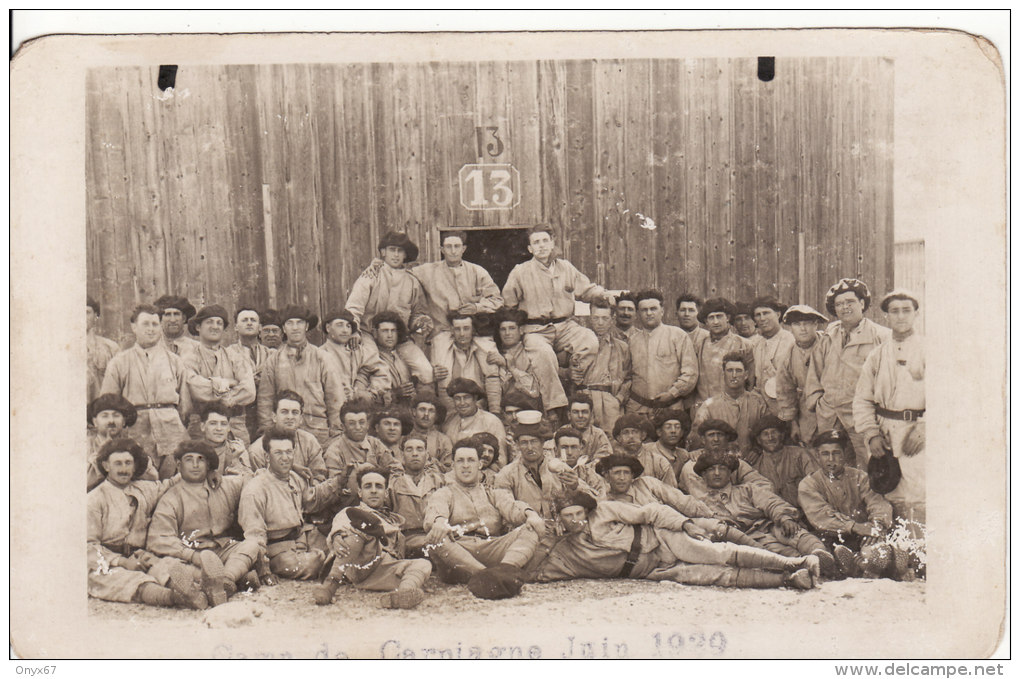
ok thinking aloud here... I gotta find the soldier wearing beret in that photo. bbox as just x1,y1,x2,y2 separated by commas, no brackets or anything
257,305,346,446
775,304,828,446
408,391,454,472
88,393,158,490
612,413,678,488
442,378,508,469
732,302,759,341
147,439,262,606
154,294,200,356
695,298,756,404
528,492,817,590
690,450,838,577
597,453,714,523
690,352,769,455
373,406,414,457
639,409,694,483
853,290,926,529
87,436,208,610
101,304,193,479
181,304,256,445
750,296,795,415
748,415,819,511
315,467,432,609
805,278,892,468
678,419,774,497
87,296,122,404
258,308,284,350
346,230,435,389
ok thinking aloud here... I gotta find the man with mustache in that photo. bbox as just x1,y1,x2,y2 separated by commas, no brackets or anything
154,295,200,356
87,393,157,491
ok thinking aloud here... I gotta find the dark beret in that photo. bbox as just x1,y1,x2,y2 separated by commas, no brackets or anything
377,230,419,263
751,296,788,316
698,298,735,324
595,453,645,478
467,564,525,600
697,418,738,441
612,413,656,441
154,295,197,320
502,390,542,411
322,309,359,333
95,437,150,480
750,415,789,442
693,450,740,477
89,393,138,427
653,408,690,432
558,490,597,514
510,420,547,441
867,454,902,495
344,507,387,540
187,304,231,334
260,308,282,328
811,428,849,448
172,439,220,473
824,278,872,316
372,408,413,436
732,301,754,318
446,377,485,399
278,305,319,331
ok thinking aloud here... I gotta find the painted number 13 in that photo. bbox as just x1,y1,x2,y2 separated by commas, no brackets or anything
475,126,504,158
465,168,513,207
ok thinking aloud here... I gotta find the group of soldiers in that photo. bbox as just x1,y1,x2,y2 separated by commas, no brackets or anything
86,227,926,612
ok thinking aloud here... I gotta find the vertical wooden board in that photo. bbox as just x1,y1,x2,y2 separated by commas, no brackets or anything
803,58,832,310
774,58,801,305
731,59,757,303
682,59,709,298
537,61,570,261
370,63,395,238
474,61,509,229
620,59,656,291
439,62,479,232
593,59,628,289
339,63,379,298
391,63,427,239
507,61,542,229
705,59,736,300
873,58,895,300
754,58,779,300
132,67,170,309
563,60,597,281
310,65,344,313
420,62,451,259
651,59,688,303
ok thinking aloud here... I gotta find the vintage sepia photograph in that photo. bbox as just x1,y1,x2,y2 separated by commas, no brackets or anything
10,20,1007,662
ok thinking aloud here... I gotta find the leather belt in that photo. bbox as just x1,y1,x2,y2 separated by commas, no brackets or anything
101,542,136,557
875,407,925,422
618,525,643,578
585,385,615,394
629,392,682,408
267,527,302,545
135,403,177,411
526,316,570,325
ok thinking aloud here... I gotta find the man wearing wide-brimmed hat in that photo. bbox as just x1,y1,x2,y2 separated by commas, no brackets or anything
853,289,926,529
147,439,261,606
346,230,435,386
154,294,200,356
775,304,828,446
806,278,892,469
87,436,208,610
180,304,256,445
257,305,346,446
749,296,795,415
87,393,158,490
695,297,756,404
101,304,193,479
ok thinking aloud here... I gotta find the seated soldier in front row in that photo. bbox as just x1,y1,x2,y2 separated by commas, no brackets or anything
314,467,432,609
423,439,546,590
88,394,158,491
324,398,403,499
147,439,262,607
690,450,838,578
388,433,448,557
526,492,817,591
238,427,346,583
244,389,328,483
798,429,920,580
87,437,207,610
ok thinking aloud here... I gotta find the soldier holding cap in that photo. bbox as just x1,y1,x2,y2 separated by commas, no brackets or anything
775,304,828,445
853,290,926,527
806,278,892,468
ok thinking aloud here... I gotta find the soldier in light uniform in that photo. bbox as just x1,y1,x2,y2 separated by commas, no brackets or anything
775,305,828,446
87,296,122,404
750,296,795,415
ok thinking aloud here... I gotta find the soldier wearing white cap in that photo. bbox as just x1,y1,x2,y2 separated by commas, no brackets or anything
805,279,892,468
853,290,925,528
775,304,828,445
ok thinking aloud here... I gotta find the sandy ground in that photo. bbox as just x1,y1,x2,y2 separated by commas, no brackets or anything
86,575,927,659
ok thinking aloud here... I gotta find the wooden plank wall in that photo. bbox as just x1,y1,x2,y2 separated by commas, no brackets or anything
86,58,895,342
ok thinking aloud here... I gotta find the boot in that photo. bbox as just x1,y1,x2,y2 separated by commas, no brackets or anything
223,578,238,597
833,545,863,578
812,548,839,578
167,563,208,610
731,545,803,572
783,568,815,590
239,570,261,592
380,587,425,609
195,550,227,607
731,569,786,589
136,582,176,607
860,543,893,577
313,577,341,606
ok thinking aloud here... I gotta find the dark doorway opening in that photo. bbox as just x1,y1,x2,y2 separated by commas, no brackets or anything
437,226,532,290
